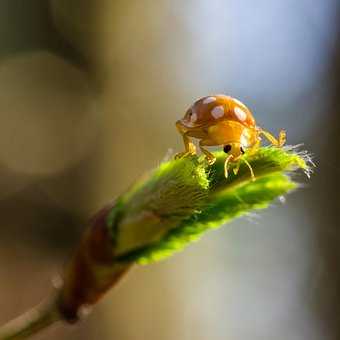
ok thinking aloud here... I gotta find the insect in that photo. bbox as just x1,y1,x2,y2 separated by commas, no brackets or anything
175,94,286,180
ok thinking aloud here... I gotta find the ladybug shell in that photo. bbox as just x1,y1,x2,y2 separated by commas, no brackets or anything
180,95,256,129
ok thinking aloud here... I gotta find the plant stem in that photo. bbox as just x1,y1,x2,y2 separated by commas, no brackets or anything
0,298,61,340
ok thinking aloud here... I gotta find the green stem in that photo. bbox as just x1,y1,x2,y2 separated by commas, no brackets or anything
0,298,61,340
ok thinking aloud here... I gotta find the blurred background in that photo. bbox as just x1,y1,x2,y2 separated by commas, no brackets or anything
0,0,338,339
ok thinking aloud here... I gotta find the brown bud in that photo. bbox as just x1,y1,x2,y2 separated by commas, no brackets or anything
57,203,131,321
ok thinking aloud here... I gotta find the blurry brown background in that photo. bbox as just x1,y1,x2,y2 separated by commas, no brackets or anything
0,1,339,339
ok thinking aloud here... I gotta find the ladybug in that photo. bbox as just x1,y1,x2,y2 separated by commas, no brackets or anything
175,94,286,180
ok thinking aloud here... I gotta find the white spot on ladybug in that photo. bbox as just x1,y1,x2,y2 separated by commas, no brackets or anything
234,107,247,121
211,105,224,119
240,134,249,147
190,112,198,123
203,96,216,104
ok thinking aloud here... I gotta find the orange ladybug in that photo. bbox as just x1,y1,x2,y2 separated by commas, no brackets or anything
175,94,286,180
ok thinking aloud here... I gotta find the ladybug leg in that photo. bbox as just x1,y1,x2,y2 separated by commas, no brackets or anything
174,134,196,159
175,122,196,159
199,139,216,165
182,134,196,154
278,130,286,146
259,129,286,147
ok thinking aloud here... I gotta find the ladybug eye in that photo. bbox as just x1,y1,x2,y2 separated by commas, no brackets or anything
223,145,232,153
240,147,245,154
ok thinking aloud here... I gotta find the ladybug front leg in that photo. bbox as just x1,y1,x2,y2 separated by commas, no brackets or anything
175,122,196,159
259,128,286,147
199,139,216,165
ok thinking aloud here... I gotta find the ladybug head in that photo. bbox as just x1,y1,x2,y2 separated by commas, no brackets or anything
223,143,245,162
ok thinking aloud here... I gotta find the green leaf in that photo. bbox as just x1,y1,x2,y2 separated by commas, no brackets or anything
109,146,311,265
